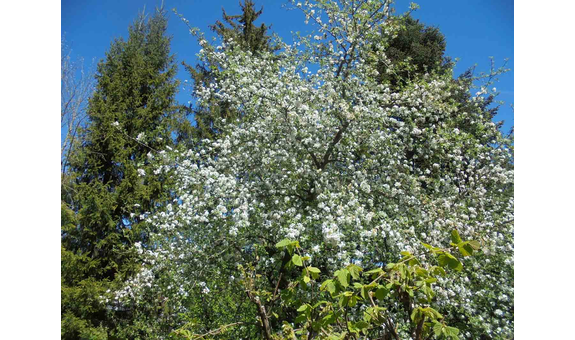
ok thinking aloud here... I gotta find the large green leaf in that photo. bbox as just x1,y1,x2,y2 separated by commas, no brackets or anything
276,239,292,248
458,242,474,257
437,253,462,272
292,254,303,267
468,240,481,250
336,269,350,287
451,230,462,244
375,286,389,300
297,304,310,312
307,266,321,274
347,264,363,280
365,267,383,276
433,322,443,337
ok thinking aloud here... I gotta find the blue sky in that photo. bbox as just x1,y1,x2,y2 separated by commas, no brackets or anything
62,0,513,133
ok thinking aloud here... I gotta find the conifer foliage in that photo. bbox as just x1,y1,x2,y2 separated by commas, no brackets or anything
210,0,278,54
376,15,450,89
61,7,189,338
184,0,277,140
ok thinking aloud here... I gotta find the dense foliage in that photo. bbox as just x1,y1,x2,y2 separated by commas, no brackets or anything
107,1,514,339
376,15,450,89
62,1,513,339
182,0,278,141
61,8,191,339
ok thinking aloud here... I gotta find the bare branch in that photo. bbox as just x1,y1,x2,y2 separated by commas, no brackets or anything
61,36,95,174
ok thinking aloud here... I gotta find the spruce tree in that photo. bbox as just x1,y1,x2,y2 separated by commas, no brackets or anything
61,7,188,338
375,15,451,89
209,0,278,54
184,0,277,140
370,15,507,192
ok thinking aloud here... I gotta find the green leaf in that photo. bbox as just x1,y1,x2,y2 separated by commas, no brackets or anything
307,267,320,279
303,275,311,283
363,311,372,322
297,304,310,312
422,285,434,300
321,279,337,294
292,254,303,267
458,242,474,257
347,264,363,280
437,252,462,271
408,257,420,266
307,266,321,274
432,266,447,277
336,269,350,287
295,314,307,324
322,313,336,325
276,239,292,248
415,267,428,277
421,242,437,251
375,287,389,300
448,257,463,271
468,240,481,250
397,263,407,278
365,267,383,275
348,295,358,307
437,254,449,266
445,326,460,339
423,307,443,320
451,230,462,244
411,307,422,322
339,295,349,308
433,322,443,337
327,281,336,294
311,321,322,332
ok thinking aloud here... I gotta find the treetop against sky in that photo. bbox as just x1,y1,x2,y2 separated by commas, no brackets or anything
62,0,513,133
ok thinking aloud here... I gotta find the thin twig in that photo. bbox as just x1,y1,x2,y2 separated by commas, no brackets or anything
191,321,243,339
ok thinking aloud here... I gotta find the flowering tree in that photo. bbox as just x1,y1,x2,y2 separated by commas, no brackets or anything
182,0,278,142
113,1,513,338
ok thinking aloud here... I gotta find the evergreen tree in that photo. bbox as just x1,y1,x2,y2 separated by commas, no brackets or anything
369,15,508,193
375,15,451,89
184,0,277,140
61,7,188,338
210,0,278,54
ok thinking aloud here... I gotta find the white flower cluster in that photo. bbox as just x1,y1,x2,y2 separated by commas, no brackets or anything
116,1,513,337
